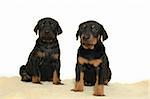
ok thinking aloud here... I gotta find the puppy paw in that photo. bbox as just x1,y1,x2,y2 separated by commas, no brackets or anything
104,80,108,86
53,81,64,85
71,88,83,92
32,76,41,84
93,93,105,96
32,81,42,84
93,85,105,96
71,81,84,92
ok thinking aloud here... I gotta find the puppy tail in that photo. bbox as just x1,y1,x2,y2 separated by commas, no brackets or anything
19,65,31,82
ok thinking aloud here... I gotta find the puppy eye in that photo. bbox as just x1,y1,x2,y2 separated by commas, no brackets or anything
80,24,87,31
91,25,95,28
92,27,99,33
51,23,57,28
83,24,87,28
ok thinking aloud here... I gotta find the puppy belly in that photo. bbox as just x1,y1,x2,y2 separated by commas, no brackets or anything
40,66,53,81
84,65,96,86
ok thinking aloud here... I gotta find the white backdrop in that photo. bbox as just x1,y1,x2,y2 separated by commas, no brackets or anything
0,0,149,83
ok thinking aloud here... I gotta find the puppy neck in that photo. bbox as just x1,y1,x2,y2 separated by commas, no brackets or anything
37,38,57,44
35,38,59,53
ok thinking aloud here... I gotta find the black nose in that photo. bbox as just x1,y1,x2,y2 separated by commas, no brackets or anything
83,34,90,40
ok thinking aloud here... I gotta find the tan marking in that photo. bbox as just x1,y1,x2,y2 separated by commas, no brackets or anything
91,36,98,45
52,53,59,59
72,72,84,92
78,56,88,65
83,44,95,50
53,70,60,85
35,51,46,58
78,56,102,67
93,75,104,96
89,59,102,67
80,34,98,49
32,76,41,83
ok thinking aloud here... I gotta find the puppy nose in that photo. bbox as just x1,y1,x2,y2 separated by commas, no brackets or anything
83,34,90,40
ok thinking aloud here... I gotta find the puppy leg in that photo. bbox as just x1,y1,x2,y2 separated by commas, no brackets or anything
84,65,96,86
102,55,111,85
32,76,41,84
103,67,111,85
53,70,62,85
52,60,62,85
93,67,105,96
104,67,111,85
29,57,41,84
32,65,41,84
72,64,84,92
19,65,31,82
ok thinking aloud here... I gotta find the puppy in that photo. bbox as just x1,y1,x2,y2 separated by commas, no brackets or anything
72,21,111,96
19,17,63,84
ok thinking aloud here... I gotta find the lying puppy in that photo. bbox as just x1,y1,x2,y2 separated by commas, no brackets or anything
72,21,112,96
19,17,63,84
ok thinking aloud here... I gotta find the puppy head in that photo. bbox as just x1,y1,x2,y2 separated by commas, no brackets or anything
34,17,62,42
76,21,108,49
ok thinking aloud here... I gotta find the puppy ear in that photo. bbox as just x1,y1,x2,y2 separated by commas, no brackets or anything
100,26,108,41
76,30,80,40
76,23,82,40
34,24,39,35
56,24,62,35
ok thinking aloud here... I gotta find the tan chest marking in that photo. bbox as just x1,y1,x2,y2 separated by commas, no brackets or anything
78,56,102,67
33,51,46,58
51,53,59,59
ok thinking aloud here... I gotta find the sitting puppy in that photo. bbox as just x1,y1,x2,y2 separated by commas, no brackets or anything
19,17,63,84
72,21,111,96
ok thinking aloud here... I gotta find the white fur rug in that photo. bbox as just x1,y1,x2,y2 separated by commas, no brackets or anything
0,77,149,99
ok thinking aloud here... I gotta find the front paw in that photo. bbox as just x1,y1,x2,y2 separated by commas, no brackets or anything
71,81,84,92
53,71,63,85
93,93,105,96
93,85,105,96
53,81,64,85
32,76,41,84
71,88,83,92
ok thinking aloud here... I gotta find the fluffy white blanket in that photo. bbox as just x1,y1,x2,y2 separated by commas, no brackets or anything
0,77,149,99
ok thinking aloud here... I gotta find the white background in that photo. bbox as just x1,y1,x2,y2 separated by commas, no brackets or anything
0,0,149,83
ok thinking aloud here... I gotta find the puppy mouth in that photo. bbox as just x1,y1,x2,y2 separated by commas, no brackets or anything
81,37,98,49
82,42,94,46
81,39,96,46
40,36,56,43
81,42,95,49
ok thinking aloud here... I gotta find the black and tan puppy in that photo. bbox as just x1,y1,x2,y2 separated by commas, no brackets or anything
72,21,111,96
19,17,63,84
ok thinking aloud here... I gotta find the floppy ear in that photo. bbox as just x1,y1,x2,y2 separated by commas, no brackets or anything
76,29,80,40
100,26,108,41
56,24,62,35
76,23,83,40
34,24,39,35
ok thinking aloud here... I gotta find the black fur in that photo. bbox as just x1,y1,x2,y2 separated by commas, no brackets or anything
19,17,62,83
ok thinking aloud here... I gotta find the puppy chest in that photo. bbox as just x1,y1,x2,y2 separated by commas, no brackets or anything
34,50,59,64
42,52,59,60
79,50,102,60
